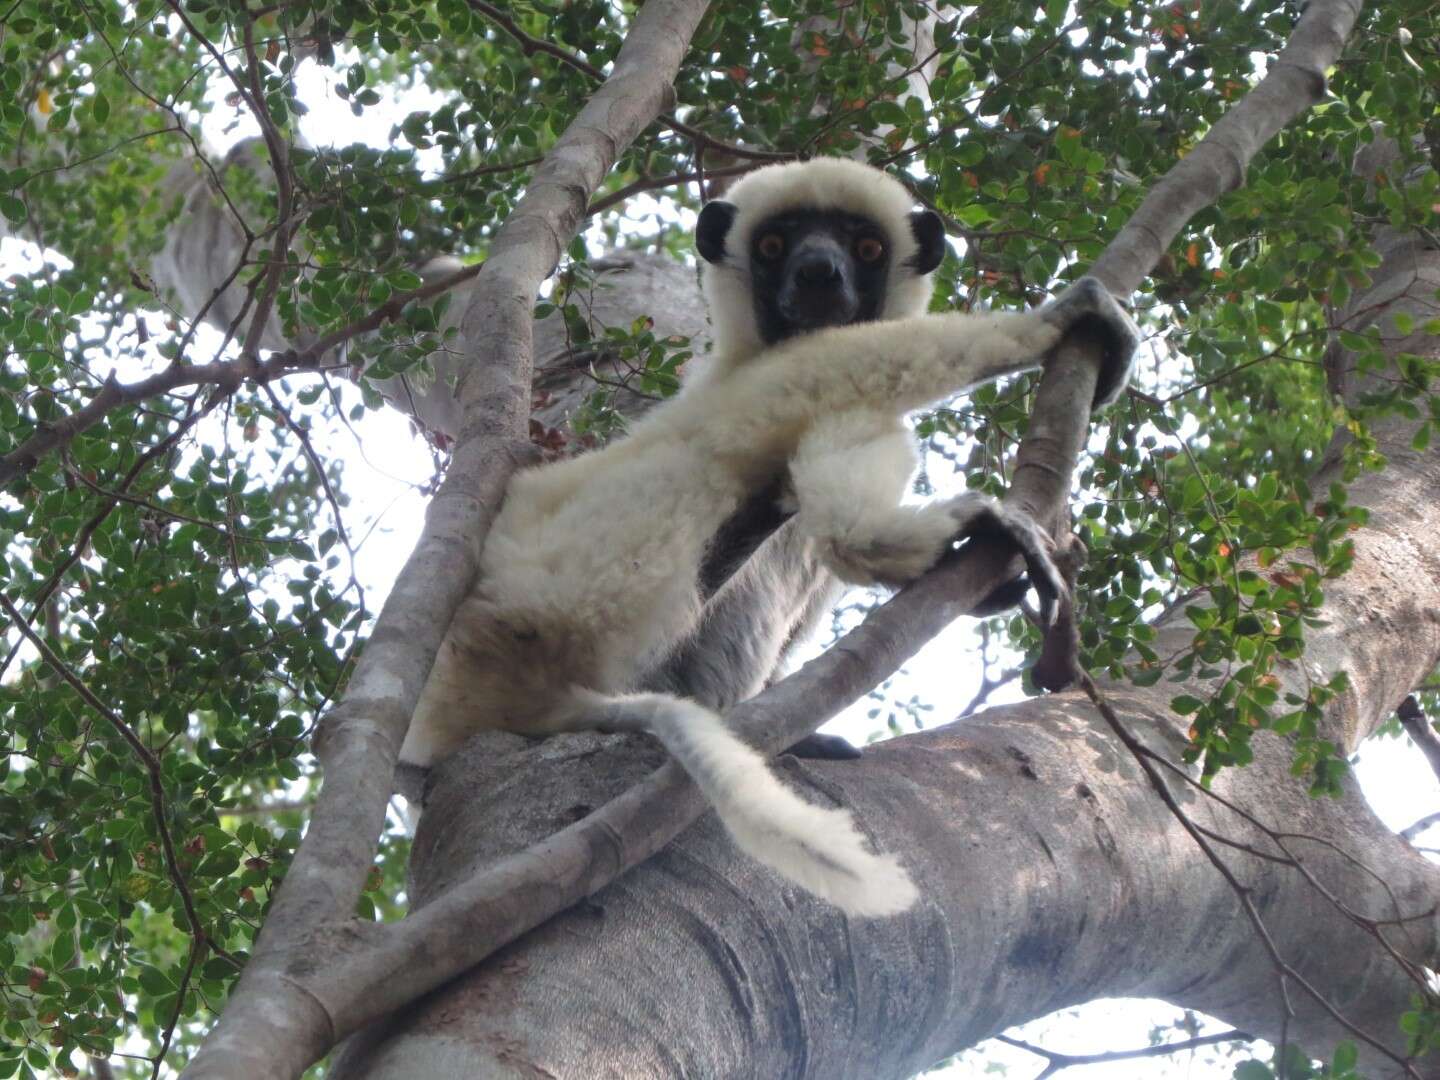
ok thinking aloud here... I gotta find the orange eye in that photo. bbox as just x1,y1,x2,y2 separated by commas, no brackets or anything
856,236,885,262
756,233,785,259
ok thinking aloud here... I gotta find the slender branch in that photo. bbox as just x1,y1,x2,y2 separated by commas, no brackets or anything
61,458,294,545
430,154,544,188
0,261,482,487
995,1029,1253,1080
219,798,313,817
0,399,215,683
1078,672,1422,1077
234,19,298,370
152,940,203,1080
586,163,758,216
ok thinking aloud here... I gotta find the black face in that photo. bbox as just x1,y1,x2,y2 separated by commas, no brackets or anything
696,201,946,346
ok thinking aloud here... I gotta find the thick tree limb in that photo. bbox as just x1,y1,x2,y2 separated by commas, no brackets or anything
336,639,1437,1078
179,2,714,1076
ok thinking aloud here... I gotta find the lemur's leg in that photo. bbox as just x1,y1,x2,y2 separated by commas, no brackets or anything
789,411,1065,625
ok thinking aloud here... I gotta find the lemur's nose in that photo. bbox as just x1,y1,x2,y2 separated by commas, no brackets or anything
794,250,842,286
788,232,848,287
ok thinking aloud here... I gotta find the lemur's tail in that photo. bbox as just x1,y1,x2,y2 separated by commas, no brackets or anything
566,689,918,918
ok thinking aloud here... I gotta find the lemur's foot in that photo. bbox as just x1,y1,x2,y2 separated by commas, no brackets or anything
945,494,1065,627
1038,277,1141,409
786,732,863,760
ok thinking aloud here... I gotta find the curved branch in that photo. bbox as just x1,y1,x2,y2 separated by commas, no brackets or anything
0,262,482,487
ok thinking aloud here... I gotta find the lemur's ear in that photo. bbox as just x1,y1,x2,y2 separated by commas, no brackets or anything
906,209,946,275
696,201,739,264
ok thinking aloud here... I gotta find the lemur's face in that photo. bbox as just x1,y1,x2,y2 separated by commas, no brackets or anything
696,199,947,346
745,210,893,342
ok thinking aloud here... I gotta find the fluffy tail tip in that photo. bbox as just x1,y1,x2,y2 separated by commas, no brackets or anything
725,801,920,919
832,852,919,918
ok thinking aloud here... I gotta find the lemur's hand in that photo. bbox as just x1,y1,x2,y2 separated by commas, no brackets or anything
946,494,1065,628
1038,277,1140,409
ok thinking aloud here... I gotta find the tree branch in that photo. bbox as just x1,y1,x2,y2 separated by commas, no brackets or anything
1080,674,1425,1077
995,1029,1253,1080
0,261,481,487
0,593,229,980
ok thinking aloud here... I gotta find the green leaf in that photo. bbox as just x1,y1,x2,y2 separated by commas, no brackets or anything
1331,1042,1357,1071
1233,1061,1273,1080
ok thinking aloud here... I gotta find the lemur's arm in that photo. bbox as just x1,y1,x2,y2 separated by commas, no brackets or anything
747,278,1138,423
784,279,1138,623
788,410,1067,625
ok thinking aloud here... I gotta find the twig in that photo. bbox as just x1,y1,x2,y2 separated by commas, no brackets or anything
0,399,215,682
152,939,202,1080
957,628,1023,718
995,1028,1252,1080
259,382,368,625
61,457,294,545
0,262,482,486
219,798,313,817
587,163,758,216
233,19,298,370
1077,672,1422,1077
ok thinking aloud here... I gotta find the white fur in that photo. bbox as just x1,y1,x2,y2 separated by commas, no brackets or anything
562,690,917,917
405,160,1113,917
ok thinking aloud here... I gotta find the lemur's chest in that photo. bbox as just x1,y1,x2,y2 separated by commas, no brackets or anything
697,473,795,598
